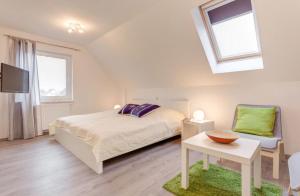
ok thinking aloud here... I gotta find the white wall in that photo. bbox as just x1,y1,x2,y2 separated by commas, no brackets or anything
0,26,121,138
128,82,300,155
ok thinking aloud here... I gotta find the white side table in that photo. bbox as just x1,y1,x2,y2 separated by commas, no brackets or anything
182,119,214,140
181,132,261,196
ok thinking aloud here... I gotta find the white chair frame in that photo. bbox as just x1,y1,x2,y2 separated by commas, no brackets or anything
232,104,284,179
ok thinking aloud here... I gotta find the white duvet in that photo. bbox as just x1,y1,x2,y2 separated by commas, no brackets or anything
49,107,184,161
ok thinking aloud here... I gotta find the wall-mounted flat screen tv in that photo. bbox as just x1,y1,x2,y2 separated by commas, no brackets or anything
0,63,29,93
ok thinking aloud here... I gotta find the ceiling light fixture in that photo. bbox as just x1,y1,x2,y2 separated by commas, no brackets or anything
67,22,85,34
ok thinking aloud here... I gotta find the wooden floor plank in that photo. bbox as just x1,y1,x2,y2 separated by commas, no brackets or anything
0,135,289,196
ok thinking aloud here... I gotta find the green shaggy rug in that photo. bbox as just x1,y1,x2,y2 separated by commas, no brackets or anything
163,161,282,196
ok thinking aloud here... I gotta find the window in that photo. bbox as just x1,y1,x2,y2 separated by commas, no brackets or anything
37,51,73,102
211,12,259,59
192,0,263,73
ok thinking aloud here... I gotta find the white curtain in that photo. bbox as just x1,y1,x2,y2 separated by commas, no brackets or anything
0,93,9,139
6,37,40,140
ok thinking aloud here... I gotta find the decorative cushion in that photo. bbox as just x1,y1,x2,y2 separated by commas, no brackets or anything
130,104,160,117
234,106,276,137
118,104,139,115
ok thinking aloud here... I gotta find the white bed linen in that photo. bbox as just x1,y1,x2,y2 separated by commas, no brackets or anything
50,108,184,161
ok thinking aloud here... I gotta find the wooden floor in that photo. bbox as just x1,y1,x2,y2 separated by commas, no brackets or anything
0,135,290,196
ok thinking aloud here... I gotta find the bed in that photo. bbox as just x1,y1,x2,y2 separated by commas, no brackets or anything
50,98,189,174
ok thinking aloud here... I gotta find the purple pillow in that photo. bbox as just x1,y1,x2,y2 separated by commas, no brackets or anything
130,104,160,117
118,104,139,115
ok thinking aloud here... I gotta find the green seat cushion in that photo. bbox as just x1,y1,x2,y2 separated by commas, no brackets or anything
234,106,276,137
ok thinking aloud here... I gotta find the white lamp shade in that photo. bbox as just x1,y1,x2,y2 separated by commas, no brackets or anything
114,104,121,110
191,110,205,122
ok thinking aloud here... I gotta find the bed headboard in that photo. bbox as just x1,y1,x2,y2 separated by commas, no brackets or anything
130,97,190,118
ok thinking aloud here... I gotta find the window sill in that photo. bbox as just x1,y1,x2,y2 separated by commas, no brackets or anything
212,56,264,74
40,100,74,104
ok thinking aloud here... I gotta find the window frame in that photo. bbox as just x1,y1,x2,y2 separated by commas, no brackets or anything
200,0,262,63
36,51,73,103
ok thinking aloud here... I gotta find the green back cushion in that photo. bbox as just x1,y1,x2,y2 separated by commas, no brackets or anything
234,106,276,137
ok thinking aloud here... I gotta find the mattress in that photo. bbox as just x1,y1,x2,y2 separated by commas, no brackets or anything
50,107,185,161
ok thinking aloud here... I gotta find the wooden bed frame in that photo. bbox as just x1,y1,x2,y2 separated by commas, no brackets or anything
54,98,189,174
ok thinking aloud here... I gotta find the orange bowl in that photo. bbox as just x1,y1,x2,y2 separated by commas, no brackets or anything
206,130,239,144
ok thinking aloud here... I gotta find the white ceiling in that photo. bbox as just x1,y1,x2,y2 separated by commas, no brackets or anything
1,0,300,89
0,0,160,45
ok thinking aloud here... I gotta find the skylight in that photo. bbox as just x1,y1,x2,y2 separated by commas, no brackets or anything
192,0,264,73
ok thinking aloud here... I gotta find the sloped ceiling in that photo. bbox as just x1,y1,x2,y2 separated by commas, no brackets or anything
0,0,300,88
0,0,160,44
88,0,300,88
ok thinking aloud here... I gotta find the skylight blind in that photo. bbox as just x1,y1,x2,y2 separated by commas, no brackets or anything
207,0,252,24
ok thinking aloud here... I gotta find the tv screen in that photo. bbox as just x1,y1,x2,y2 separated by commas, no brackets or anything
0,63,29,93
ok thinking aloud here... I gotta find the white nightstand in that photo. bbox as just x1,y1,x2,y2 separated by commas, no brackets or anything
182,118,215,140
